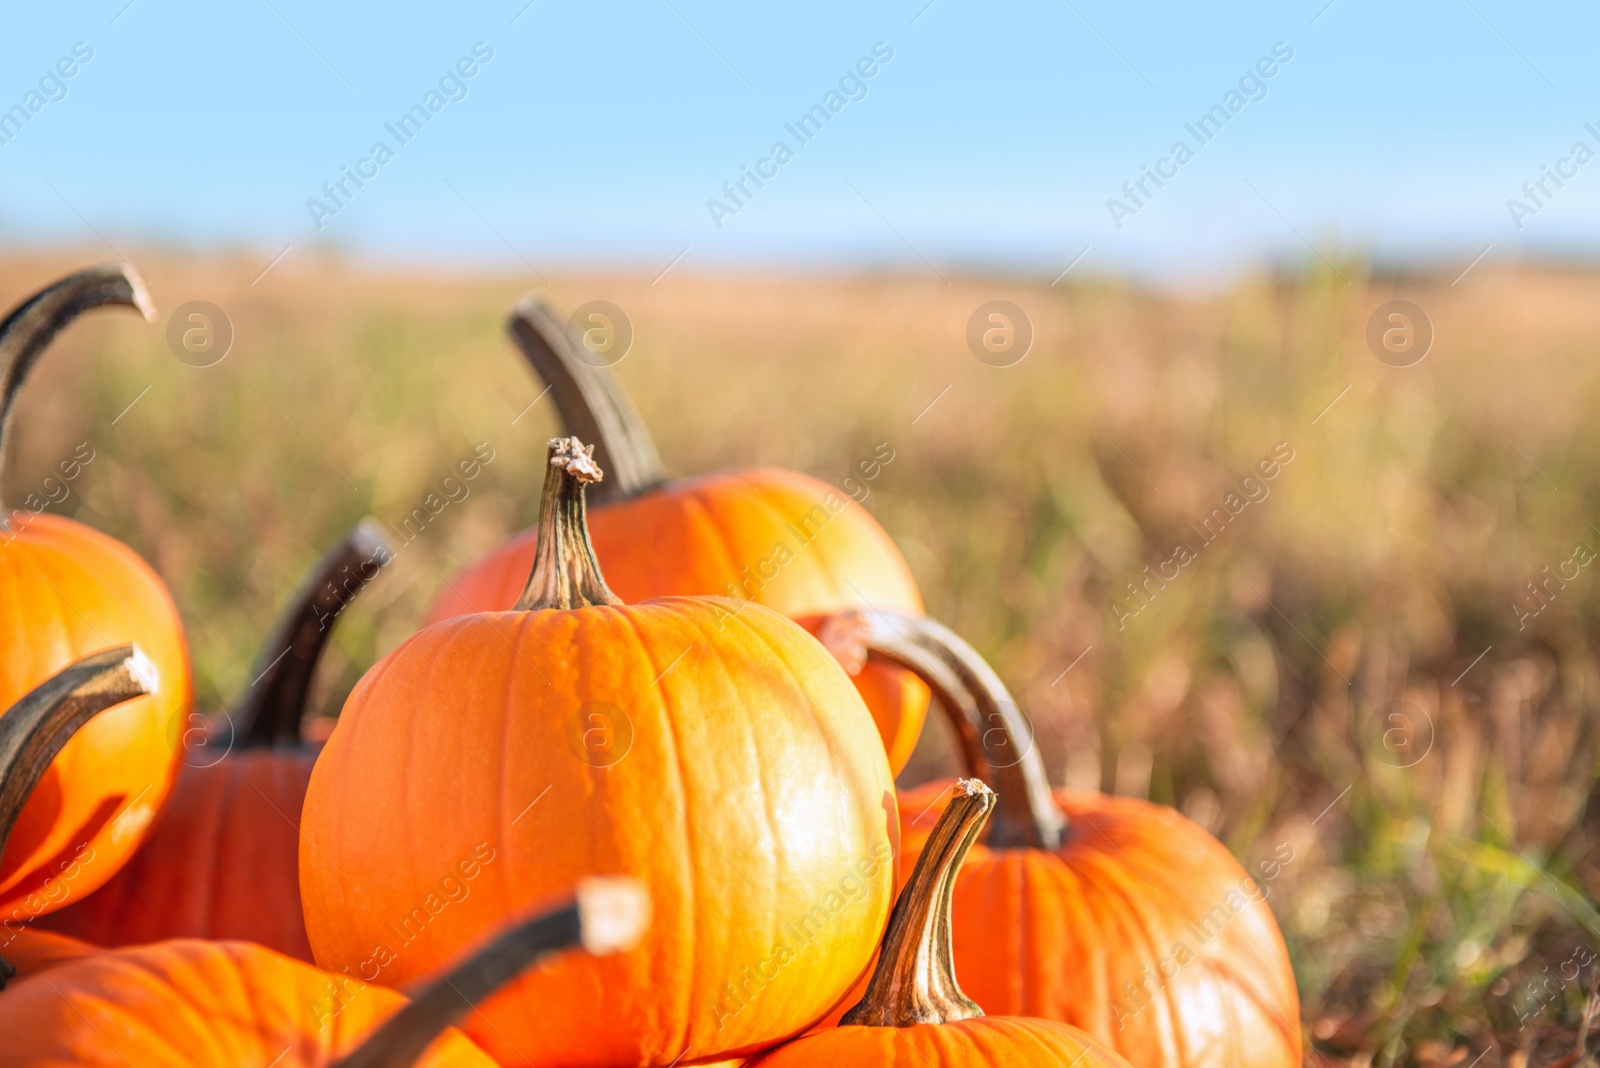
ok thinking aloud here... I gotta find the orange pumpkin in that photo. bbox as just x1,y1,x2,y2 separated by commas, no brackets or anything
0,645,154,987
748,780,1137,1068
39,521,391,959
826,610,1303,1068
302,437,899,1068
424,296,928,772
0,265,190,919
0,876,647,1068
0,922,95,982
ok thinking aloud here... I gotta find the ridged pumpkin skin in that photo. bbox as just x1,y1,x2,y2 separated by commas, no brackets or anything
0,923,97,981
37,748,316,958
0,514,189,919
750,1016,1135,1068
0,938,495,1067
425,467,929,772
897,781,1302,1068
301,597,900,1068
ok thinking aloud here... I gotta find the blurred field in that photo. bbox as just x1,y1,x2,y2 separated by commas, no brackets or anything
5,248,1600,1065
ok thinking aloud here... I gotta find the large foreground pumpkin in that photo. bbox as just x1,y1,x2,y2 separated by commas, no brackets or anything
0,265,190,918
424,296,928,772
302,437,899,1068
749,780,1138,1068
0,876,647,1068
825,610,1303,1068
39,521,391,958
0,645,153,987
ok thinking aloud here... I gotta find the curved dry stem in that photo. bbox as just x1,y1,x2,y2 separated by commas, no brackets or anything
0,646,157,861
514,437,623,611
0,264,154,523
233,519,392,748
841,779,992,1028
333,877,648,1068
844,610,1065,850
508,295,666,503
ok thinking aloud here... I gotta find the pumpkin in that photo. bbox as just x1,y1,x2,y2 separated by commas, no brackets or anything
38,521,391,958
0,645,155,987
825,609,1303,1068
747,779,1138,1068
0,922,96,983
0,264,191,918
301,436,899,1068
0,875,647,1068
423,296,929,772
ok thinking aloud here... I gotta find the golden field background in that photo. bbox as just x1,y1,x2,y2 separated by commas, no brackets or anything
4,250,1600,1064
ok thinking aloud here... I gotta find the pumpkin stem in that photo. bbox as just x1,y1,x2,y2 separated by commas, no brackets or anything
0,264,155,526
513,436,624,611
232,519,392,748
830,610,1065,850
0,646,157,864
333,877,649,1068
508,296,667,504
841,779,992,1027
0,648,154,988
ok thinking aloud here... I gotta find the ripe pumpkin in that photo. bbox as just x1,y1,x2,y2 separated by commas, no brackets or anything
748,780,1138,1068
38,521,391,959
829,610,1303,1068
0,875,647,1068
0,264,191,918
424,296,928,772
0,645,155,987
302,437,899,1068
0,922,95,984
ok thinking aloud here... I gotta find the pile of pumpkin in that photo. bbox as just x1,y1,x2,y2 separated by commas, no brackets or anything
0,265,1302,1067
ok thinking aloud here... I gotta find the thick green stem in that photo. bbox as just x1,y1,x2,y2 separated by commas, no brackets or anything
233,519,392,748
333,877,648,1068
0,264,154,524
508,296,666,504
841,779,992,1027
821,610,1065,850
514,437,623,611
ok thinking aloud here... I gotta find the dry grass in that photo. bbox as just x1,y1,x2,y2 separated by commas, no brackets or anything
5,248,1600,1065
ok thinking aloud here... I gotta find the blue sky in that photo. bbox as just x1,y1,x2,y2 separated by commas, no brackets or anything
0,0,1595,281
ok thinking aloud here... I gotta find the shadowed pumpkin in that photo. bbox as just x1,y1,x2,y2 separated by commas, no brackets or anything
0,876,647,1068
423,296,928,772
302,437,899,1068
747,780,1139,1068
822,609,1303,1068
39,521,391,959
